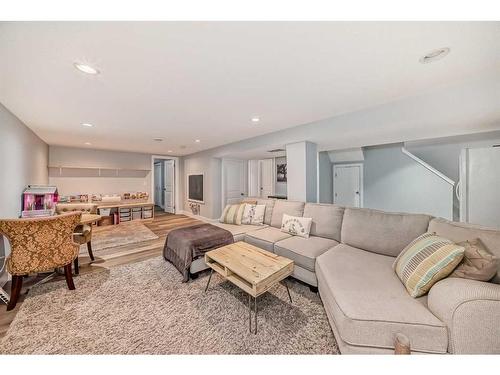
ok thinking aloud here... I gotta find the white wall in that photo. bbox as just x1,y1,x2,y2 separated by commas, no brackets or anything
363,144,454,219
0,103,48,285
48,146,152,197
182,155,222,219
286,141,317,202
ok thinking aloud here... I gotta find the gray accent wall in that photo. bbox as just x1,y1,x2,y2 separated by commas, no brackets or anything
0,103,49,285
406,130,500,220
363,144,454,219
318,151,333,203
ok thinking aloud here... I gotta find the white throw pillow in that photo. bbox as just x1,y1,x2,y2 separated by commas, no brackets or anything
241,204,266,225
250,204,266,225
281,214,313,238
241,204,254,225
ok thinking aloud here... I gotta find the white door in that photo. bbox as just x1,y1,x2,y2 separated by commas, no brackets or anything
248,160,260,197
223,159,247,206
154,163,163,208
259,159,274,198
333,164,363,207
164,160,175,213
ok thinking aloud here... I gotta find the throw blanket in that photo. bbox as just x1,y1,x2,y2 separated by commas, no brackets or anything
163,223,234,282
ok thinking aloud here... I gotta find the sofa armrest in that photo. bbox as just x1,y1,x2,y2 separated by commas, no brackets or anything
428,277,500,354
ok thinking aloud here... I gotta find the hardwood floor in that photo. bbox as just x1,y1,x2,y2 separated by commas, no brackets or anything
0,212,202,339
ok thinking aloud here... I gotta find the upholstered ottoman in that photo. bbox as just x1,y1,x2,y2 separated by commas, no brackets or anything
163,223,233,282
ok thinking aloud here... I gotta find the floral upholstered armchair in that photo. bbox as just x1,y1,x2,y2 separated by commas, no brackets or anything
0,212,81,311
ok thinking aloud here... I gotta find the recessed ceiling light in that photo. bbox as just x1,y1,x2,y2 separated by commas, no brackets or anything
81,123,93,127
195,139,201,143
419,48,450,64
74,62,100,75
168,150,173,153
84,142,92,146
251,117,260,123
153,137,164,142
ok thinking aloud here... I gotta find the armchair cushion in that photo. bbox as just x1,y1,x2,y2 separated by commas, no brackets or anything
73,224,92,245
428,277,500,354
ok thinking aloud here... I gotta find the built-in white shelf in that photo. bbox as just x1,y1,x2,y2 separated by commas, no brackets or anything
48,166,151,178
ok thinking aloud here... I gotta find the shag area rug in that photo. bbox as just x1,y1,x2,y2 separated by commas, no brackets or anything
81,221,158,255
0,257,339,354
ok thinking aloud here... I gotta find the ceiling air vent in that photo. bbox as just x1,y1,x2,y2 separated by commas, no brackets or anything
267,148,285,153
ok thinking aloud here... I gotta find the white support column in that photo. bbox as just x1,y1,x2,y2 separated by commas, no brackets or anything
285,141,317,202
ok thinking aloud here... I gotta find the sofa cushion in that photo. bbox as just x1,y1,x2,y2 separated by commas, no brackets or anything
244,227,292,252
255,198,276,226
303,203,344,241
429,218,500,284
275,235,338,272
270,200,305,228
316,244,448,353
341,208,432,257
211,222,265,239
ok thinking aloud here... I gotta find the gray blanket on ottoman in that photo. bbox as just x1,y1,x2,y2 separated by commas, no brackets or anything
163,223,234,282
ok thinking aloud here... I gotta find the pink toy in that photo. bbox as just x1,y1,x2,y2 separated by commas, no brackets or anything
21,185,59,218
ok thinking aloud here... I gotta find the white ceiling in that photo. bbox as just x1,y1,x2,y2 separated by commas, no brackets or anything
1,22,500,156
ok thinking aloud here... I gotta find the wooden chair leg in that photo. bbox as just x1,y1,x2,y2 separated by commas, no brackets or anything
74,257,79,275
63,263,75,290
87,242,95,261
7,275,23,311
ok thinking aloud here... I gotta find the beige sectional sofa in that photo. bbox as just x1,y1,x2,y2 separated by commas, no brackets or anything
193,198,500,354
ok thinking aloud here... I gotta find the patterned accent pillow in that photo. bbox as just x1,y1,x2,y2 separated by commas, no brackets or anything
449,238,498,281
393,232,465,297
250,204,266,225
219,204,245,225
281,214,312,238
241,204,266,225
241,204,254,225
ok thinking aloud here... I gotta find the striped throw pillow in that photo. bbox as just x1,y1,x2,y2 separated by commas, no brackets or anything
393,232,465,297
219,204,245,225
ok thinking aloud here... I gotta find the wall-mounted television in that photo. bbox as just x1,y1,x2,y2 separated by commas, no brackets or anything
188,174,204,203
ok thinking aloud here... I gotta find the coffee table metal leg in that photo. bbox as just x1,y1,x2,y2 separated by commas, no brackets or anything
284,279,292,303
248,295,258,334
254,297,258,334
204,269,213,293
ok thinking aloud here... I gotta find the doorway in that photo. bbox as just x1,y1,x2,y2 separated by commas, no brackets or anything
222,159,248,210
259,159,274,198
152,157,177,214
333,163,363,207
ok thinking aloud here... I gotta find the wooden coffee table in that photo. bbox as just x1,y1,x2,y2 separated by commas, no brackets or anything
204,241,294,334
